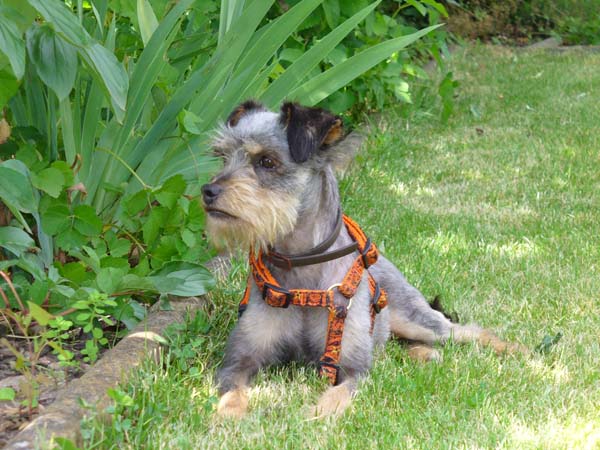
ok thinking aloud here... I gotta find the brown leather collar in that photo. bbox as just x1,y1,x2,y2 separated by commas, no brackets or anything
266,209,358,270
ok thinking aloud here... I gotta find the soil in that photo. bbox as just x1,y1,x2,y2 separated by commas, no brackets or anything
0,324,104,447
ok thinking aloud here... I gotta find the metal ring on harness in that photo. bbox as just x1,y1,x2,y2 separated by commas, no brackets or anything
327,283,353,310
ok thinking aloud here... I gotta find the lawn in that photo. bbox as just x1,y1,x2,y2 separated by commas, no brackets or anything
84,44,600,449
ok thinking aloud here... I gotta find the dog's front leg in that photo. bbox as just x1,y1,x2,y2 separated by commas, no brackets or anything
216,299,301,418
216,354,259,419
311,375,358,418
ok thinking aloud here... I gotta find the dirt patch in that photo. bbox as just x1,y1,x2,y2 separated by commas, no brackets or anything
0,331,98,447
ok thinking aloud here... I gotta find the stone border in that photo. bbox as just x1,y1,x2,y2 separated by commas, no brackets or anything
5,295,205,449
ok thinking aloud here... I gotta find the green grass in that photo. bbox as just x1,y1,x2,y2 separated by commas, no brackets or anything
83,45,600,449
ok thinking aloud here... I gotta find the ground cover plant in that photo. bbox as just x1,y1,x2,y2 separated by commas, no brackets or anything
80,44,600,449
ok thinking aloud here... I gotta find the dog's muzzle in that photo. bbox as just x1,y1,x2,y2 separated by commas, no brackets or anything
201,183,222,206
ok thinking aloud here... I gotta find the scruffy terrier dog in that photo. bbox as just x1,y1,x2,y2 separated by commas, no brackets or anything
202,100,524,419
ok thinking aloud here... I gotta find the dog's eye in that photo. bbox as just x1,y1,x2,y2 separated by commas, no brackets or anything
258,156,277,169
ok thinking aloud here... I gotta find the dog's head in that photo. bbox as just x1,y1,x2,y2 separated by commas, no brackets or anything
201,100,345,250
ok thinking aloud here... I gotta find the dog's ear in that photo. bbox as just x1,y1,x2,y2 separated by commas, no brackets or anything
227,100,265,127
280,102,343,163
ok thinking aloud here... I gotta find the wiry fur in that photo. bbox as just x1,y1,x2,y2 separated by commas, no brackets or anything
202,101,527,419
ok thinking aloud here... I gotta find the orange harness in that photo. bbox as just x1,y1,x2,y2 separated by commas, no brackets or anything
238,215,388,385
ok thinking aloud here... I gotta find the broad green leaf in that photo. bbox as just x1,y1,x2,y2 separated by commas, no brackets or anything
289,24,442,105
137,0,159,46
142,206,169,246
0,161,37,213
0,226,35,256
30,166,65,198
79,43,128,121
0,67,19,108
261,1,379,107
322,0,341,29
154,175,186,209
41,205,70,235
0,14,26,79
27,301,53,325
97,267,127,294
0,2,37,33
26,0,90,46
50,160,75,187
55,228,86,251
26,24,77,100
73,205,102,236
149,261,214,296
407,0,427,15
29,279,50,304
117,274,156,293
0,387,16,401
27,0,128,120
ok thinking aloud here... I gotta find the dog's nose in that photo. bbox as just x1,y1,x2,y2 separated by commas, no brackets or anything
201,183,222,205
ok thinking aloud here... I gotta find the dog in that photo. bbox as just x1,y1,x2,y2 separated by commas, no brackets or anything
201,100,525,419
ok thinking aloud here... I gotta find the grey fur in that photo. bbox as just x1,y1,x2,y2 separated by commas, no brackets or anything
204,103,522,414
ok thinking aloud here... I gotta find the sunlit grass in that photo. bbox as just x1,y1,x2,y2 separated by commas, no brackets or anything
84,45,600,449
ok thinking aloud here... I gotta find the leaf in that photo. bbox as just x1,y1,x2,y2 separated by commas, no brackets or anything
0,160,38,214
137,0,159,46
117,274,156,293
73,205,103,236
142,206,169,246
0,226,35,257
179,109,203,135
0,387,16,401
27,0,129,121
0,67,20,109
55,228,87,251
289,24,442,106
27,301,53,325
30,167,66,198
154,175,186,209
97,267,128,294
261,1,380,107
41,205,71,235
26,24,78,100
0,14,26,79
149,261,215,296
406,0,427,16
322,0,340,29
536,332,563,354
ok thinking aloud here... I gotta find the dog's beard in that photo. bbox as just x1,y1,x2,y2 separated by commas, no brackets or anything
205,178,299,251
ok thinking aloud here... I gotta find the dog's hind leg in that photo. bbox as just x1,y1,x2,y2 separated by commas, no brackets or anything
372,256,527,356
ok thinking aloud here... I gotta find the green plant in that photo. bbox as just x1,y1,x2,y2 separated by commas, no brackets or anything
0,2,444,429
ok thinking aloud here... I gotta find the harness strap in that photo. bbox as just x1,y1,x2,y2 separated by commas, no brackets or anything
238,215,388,385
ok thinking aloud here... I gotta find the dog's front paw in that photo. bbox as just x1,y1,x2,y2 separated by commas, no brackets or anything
310,384,352,419
217,389,248,419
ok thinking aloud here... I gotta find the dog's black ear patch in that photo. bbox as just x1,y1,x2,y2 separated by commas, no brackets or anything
227,100,265,127
280,102,343,163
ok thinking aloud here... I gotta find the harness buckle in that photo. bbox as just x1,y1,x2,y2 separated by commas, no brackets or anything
262,282,293,308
